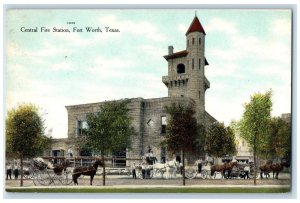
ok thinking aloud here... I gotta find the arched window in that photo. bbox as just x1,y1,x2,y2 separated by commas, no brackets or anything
192,38,195,45
177,64,185,74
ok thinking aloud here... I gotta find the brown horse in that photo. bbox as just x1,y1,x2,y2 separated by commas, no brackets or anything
210,163,226,178
72,160,103,185
211,161,238,178
271,162,290,179
259,160,273,179
224,161,238,178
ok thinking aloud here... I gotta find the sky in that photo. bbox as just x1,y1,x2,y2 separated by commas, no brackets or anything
5,9,291,139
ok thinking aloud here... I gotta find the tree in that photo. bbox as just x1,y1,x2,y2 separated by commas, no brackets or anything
162,103,199,186
239,90,272,185
205,122,237,160
85,100,135,186
6,103,51,186
268,117,291,161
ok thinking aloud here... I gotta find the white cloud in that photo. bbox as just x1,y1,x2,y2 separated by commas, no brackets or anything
205,18,238,36
178,24,187,35
51,61,74,71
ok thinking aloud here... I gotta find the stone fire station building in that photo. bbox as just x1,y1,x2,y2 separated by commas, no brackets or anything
50,16,217,164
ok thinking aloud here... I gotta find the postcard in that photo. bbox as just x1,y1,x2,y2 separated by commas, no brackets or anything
4,8,292,196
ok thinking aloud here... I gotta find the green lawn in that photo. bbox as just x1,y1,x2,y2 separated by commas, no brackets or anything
6,187,290,193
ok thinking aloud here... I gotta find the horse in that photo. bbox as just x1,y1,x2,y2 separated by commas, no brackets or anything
259,160,273,179
166,159,180,179
210,161,238,179
223,161,238,179
72,159,103,185
271,162,290,179
210,164,225,178
152,162,168,178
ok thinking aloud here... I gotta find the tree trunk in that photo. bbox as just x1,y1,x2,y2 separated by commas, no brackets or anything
20,156,23,187
253,134,257,185
182,150,186,186
102,155,106,186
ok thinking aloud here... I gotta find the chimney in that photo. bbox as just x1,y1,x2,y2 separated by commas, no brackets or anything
168,46,174,55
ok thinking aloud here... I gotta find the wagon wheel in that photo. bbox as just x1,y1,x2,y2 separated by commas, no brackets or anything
201,170,208,179
32,169,40,186
36,169,52,186
23,168,34,179
185,167,197,179
60,169,73,185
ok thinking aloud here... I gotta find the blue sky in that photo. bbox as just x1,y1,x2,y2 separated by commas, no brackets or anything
6,9,291,138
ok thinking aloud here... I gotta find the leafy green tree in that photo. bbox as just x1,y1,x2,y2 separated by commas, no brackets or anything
162,103,199,186
205,122,237,159
85,100,135,186
239,90,272,185
268,117,291,160
6,103,51,186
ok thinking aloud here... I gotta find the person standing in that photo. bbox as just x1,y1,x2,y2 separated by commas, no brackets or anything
13,165,19,179
244,164,250,179
132,162,137,179
6,163,12,180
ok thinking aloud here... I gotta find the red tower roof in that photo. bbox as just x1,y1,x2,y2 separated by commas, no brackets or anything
185,16,206,36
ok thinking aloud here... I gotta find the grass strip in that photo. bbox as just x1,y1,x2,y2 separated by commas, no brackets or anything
6,187,290,193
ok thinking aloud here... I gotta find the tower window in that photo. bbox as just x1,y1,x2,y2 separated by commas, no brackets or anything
199,58,201,69
177,64,185,74
199,37,201,45
192,59,194,69
192,38,195,45
199,91,201,99
187,40,189,47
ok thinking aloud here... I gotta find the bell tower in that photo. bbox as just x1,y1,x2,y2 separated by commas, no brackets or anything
162,15,210,123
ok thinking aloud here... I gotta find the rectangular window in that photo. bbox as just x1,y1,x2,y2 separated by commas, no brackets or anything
199,91,201,99
161,116,167,134
192,38,195,45
77,120,88,136
199,37,201,45
199,58,201,69
192,58,194,69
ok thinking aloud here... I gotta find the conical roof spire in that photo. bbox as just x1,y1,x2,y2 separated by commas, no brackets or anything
185,16,206,36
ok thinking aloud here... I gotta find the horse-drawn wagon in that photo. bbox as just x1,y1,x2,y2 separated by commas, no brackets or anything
30,158,73,186
184,160,212,179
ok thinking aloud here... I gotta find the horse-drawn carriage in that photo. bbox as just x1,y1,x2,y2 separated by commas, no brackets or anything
185,160,254,180
29,158,73,186
185,161,212,179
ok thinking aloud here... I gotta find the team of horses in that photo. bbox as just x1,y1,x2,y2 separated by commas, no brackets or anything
259,160,290,179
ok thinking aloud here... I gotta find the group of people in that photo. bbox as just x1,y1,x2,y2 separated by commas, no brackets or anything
6,162,20,180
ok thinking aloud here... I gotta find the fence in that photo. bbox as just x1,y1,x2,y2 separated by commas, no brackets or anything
42,156,142,168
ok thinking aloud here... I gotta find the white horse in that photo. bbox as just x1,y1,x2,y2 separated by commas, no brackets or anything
166,159,180,179
152,162,168,178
